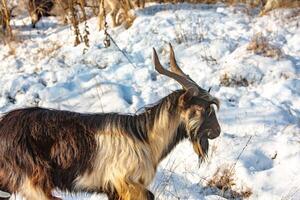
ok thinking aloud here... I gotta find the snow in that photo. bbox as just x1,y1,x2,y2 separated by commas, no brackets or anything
1,2,300,200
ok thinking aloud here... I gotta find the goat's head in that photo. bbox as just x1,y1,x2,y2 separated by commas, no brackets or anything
153,44,221,162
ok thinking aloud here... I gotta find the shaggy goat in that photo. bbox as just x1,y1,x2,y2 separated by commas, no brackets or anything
28,0,90,28
98,0,137,30
27,0,138,29
0,44,221,200
28,0,55,28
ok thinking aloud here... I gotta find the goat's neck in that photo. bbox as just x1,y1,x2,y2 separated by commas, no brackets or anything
148,110,184,166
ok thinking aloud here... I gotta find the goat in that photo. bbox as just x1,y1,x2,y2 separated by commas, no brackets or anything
260,0,300,15
0,44,221,200
98,0,148,30
27,0,140,30
27,0,92,28
27,0,55,28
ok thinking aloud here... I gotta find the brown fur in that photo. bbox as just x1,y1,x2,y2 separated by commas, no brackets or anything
98,0,136,30
0,108,98,196
0,88,220,200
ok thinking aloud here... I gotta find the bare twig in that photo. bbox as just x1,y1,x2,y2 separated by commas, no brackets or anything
230,136,252,172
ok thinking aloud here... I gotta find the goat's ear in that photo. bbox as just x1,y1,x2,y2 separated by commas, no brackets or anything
179,87,198,107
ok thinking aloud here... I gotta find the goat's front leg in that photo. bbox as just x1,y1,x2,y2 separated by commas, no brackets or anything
115,180,154,200
98,0,105,30
139,0,145,8
106,0,120,27
109,8,119,27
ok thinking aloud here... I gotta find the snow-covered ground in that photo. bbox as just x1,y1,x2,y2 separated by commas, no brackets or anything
0,3,300,200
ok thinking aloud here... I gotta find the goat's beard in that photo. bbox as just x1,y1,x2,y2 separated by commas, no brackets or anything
187,119,209,165
192,136,209,166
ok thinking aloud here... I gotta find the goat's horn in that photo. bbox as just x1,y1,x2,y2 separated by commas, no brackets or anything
169,43,201,87
169,43,189,79
153,48,198,92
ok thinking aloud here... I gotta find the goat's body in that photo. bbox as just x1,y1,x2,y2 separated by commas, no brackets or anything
98,0,139,30
0,91,186,200
0,108,96,195
0,44,221,200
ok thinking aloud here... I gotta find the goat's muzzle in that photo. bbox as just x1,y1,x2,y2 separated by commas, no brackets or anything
203,126,221,140
199,110,221,140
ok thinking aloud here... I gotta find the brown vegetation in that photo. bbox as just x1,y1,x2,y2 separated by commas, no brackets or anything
220,73,250,87
207,165,252,199
1,0,299,47
0,0,12,39
260,0,300,15
247,33,283,59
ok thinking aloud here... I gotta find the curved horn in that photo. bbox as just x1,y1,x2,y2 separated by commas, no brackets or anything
169,43,202,87
169,43,189,79
153,48,198,92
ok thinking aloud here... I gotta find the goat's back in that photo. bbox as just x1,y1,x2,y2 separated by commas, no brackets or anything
0,107,97,193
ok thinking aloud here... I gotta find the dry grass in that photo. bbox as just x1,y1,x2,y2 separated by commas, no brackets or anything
247,33,283,59
208,166,236,191
3,0,300,49
44,0,90,46
34,41,62,60
155,0,300,15
220,73,250,87
0,1,18,55
0,0,13,39
157,0,264,7
174,14,205,43
207,165,252,199
260,0,300,15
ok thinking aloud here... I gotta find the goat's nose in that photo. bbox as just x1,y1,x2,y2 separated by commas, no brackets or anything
207,127,221,139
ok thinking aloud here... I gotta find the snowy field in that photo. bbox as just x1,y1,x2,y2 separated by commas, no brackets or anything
0,3,300,200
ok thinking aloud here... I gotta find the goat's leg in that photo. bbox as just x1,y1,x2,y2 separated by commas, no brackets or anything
140,0,145,8
106,0,120,27
98,0,105,30
109,10,117,27
115,180,153,200
19,177,60,200
109,6,120,27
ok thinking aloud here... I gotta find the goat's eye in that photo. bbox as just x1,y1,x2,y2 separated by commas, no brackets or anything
189,110,196,117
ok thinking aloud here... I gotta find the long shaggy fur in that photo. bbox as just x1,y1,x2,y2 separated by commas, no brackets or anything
0,89,220,200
